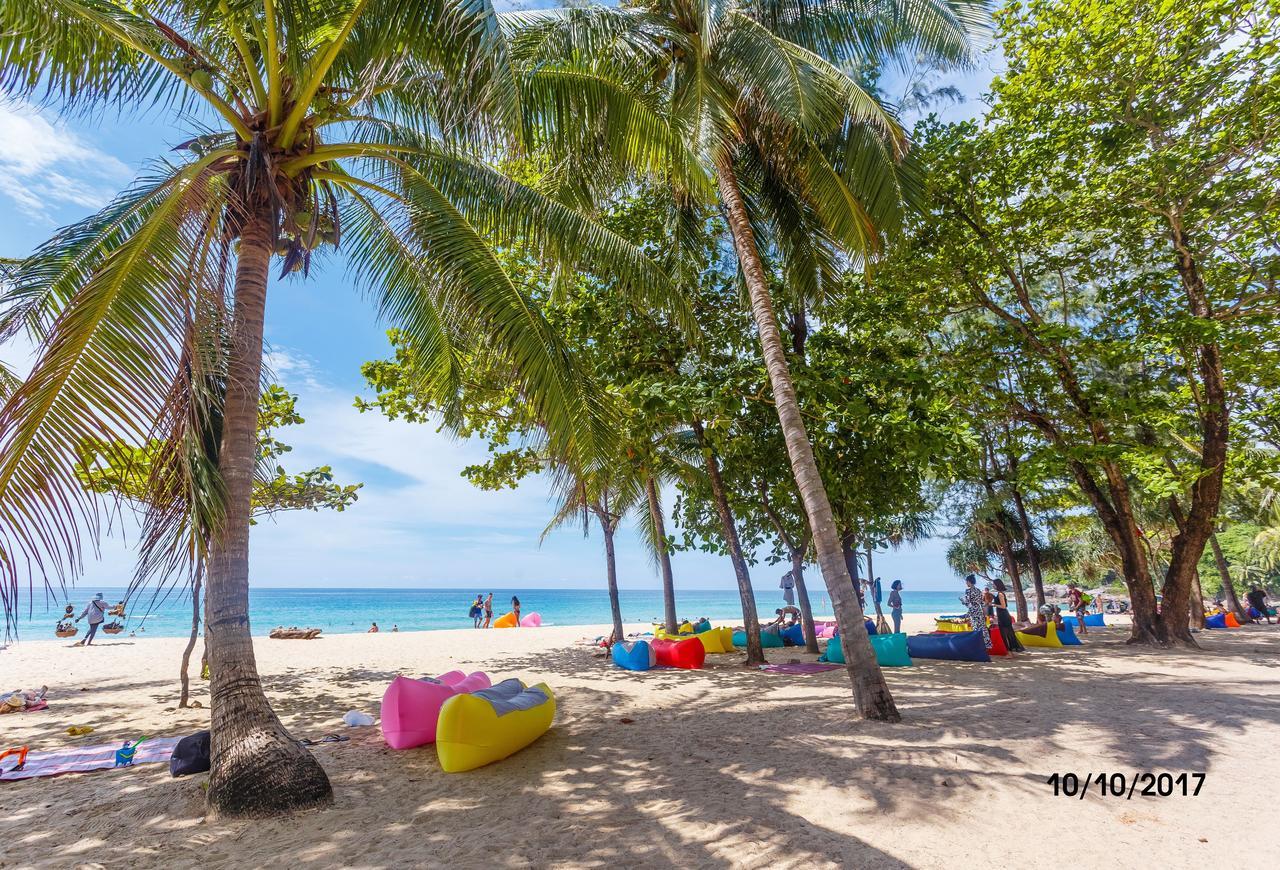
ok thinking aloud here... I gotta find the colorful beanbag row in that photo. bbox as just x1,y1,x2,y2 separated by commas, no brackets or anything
382,671,493,750
733,629,785,648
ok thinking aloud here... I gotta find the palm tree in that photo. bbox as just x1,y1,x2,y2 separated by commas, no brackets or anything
0,0,678,816
508,0,984,719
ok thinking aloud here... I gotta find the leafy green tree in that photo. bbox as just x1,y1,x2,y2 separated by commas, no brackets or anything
76,385,360,707
0,0,673,816
508,0,985,718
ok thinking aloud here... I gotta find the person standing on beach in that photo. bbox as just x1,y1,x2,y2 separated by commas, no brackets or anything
483,594,494,628
511,595,522,626
469,595,484,628
1066,582,1089,634
887,581,904,634
961,575,990,646
990,578,1024,652
74,593,109,646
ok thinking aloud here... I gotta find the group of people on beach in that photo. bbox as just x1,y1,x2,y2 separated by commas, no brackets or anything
466,594,522,628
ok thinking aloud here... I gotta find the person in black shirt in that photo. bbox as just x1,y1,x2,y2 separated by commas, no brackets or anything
1246,586,1273,624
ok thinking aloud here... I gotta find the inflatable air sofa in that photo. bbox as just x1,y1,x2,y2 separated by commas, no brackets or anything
906,630,991,662
650,637,706,669
381,671,492,750
436,679,556,772
1015,622,1062,648
821,632,913,667
732,629,784,649
612,640,656,671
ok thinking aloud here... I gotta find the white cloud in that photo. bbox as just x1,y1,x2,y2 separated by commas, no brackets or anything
0,101,132,221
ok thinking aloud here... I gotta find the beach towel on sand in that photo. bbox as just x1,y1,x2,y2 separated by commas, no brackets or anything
0,737,181,782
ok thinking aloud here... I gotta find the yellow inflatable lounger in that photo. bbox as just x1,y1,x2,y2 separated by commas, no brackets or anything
717,626,736,652
492,611,518,628
436,678,556,773
655,628,726,654
1016,621,1063,649
934,618,974,633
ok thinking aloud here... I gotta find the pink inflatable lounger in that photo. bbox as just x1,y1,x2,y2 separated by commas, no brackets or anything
520,612,542,627
381,671,492,750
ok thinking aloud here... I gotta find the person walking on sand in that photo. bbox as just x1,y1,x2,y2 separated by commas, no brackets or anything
483,594,494,628
1067,582,1089,634
74,593,109,646
469,594,484,628
960,575,990,646
511,595,522,626
888,581,904,634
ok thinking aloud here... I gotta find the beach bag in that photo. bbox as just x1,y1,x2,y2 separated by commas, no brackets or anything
170,730,210,777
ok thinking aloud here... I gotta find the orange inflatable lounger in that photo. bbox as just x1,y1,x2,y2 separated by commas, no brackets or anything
492,611,518,628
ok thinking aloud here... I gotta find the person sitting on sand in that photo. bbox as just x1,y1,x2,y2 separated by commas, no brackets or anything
368,622,379,633
1246,586,1273,624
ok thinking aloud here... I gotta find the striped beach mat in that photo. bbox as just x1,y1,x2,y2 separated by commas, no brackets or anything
0,737,182,782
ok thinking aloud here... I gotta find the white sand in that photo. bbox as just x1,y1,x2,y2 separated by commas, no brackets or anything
2,614,1278,869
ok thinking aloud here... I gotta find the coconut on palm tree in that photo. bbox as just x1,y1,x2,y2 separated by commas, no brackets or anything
0,0,681,816
507,0,985,719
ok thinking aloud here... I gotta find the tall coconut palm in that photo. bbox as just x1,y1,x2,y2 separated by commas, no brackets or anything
508,0,984,719
0,0,681,816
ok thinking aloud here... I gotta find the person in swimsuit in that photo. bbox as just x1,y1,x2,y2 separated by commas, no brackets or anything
511,595,522,626
483,594,494,628
887,581,904,634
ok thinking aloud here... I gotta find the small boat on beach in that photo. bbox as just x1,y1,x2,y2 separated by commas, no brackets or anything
269,627,322,640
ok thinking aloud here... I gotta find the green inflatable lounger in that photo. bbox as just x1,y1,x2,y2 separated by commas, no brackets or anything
732,629,784,648
820,632,913,667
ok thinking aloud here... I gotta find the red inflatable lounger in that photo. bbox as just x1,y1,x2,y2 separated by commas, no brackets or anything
987,626,1009,656
650,637,706,670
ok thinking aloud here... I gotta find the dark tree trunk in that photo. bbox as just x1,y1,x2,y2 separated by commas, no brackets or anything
1155,229,1228,647
1190,569,1206,629
179,564,203,708
790,548,819,654
692,418,764,665
718,157,897,721
865,544,889,632
645,475,678,633
599,515,626,645
1209,532,1248,621
1008,484,1046,612
205,207,331,818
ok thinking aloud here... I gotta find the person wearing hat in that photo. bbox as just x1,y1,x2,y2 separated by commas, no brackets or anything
75,593,109,646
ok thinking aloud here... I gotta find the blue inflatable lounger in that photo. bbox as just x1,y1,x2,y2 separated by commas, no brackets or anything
781,623,806,646
821,632,913,667
1205,612,1228,629
1082,612,1105,627
612,639,656,671
906,630,991,663
1055,618,1084,645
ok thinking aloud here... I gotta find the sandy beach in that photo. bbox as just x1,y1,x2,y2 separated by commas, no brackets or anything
2,615,1279,869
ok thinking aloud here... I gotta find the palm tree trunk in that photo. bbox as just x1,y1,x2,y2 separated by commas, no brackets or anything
599,514,625,644
1009,485,1047,611
864,544,889,631
691,417,764,665
717,156,898,721
205,207,331,817
645,475,678,633
1208,532,1248,620
790,549,819,654
178,563,203,708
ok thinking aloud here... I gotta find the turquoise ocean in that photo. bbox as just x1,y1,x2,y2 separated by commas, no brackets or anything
10,586,968,640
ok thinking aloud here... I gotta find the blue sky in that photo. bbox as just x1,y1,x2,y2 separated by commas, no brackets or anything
0,25,1002,593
